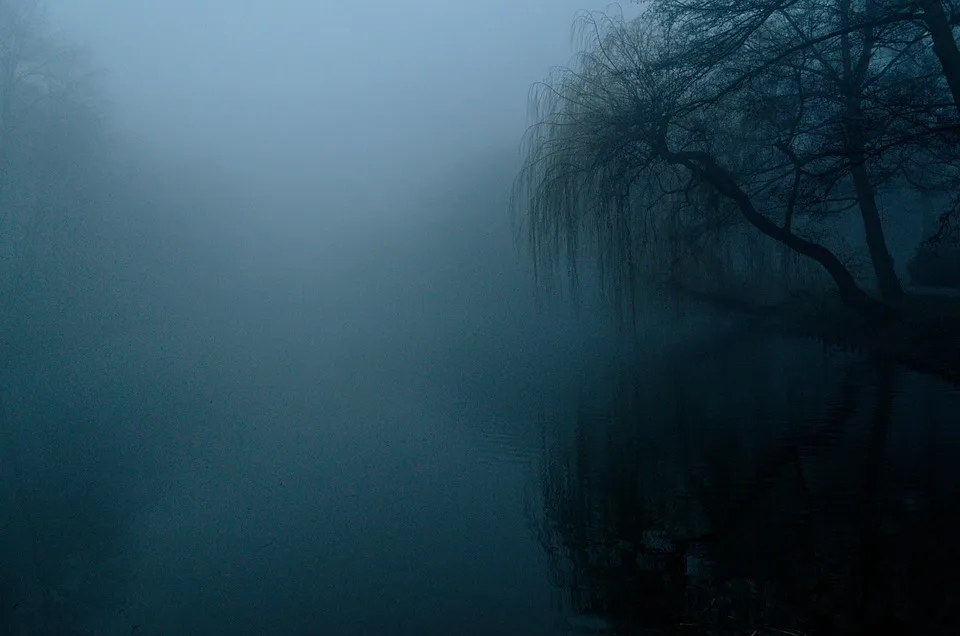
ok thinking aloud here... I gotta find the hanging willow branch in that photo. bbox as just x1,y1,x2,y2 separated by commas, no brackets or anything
512,6,896,317
511,9,735,308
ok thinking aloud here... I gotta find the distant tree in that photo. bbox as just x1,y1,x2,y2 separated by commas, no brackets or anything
1,0,88,155
0,0,106,311
0,2,125,634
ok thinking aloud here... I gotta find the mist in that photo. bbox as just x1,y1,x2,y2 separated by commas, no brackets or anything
49,0,597,194
4,1,630,633
4,0,960,634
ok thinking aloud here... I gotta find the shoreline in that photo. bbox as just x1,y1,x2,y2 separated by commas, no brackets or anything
664,283,960,386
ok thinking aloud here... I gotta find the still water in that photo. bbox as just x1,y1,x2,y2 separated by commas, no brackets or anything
2,177,959,634
534,329,960,635
6,305,958,635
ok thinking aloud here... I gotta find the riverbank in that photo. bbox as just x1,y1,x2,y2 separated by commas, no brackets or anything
777,289,960,384
664,283,960,385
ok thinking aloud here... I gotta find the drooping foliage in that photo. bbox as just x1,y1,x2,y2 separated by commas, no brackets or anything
514,1,960,314
513,10,755,314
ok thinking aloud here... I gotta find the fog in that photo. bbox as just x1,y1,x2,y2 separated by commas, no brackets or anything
35,0,632,374
4,1,637,634
49,0,601,195
8,0,958,633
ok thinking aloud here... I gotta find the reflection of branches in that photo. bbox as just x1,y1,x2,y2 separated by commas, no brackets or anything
533,407,688,630
689,359,869,545
850,361,898,631
532,340,960,634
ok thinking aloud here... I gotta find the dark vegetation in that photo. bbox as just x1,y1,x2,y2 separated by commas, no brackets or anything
514,5,960,633
512,0,960,380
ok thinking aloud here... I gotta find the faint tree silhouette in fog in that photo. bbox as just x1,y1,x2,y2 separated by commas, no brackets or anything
1,1,129,634
1,0,106,305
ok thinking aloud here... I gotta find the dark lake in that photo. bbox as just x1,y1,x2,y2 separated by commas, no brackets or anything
2,178,959,635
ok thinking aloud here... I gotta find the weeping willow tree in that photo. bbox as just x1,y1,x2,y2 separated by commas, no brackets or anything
512,11,726,317
512,7,893,318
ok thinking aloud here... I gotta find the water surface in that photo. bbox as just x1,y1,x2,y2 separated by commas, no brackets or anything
2,181,958,635
534,329,960,635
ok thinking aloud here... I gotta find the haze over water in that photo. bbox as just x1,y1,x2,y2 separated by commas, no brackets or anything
1,1,958,634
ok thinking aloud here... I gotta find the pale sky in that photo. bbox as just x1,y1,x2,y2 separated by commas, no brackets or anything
45,0,619,198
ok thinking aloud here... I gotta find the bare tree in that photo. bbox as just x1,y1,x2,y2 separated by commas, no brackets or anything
917,0,960,111
513,9,891,316
653,0,924,302
647,0,960,293
1,0,96,170
645,0,960,110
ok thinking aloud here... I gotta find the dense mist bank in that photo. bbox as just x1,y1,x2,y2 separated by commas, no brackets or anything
1,125,637,631
21,0,960,632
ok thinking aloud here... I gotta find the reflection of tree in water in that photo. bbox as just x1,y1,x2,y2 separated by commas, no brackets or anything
531,337,960,635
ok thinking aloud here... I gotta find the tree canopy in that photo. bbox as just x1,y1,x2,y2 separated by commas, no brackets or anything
514,0,960,315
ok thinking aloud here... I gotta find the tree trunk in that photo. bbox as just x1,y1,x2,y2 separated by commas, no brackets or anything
849,153,905,304
921,189,936,237
660,146,894,319
919,0,960,113
842,82,904,304
836,7,905,306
